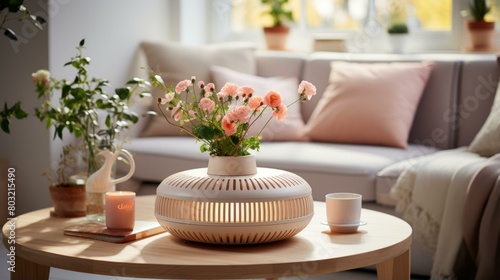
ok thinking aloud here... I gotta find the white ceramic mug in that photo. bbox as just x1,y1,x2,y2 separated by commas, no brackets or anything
325,192,362,225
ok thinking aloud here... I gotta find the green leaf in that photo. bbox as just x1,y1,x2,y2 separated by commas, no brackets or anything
1,119,10,134
12,102,28,119
57,125,65,139
195,125,214,140
62,85,71,98
127,78,142,84
105,115,111,128
115,87,130,100
3,28,17,41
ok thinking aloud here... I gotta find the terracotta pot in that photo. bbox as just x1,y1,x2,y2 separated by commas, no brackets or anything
467,21,495,51
49,184,86,217
263,26,290,50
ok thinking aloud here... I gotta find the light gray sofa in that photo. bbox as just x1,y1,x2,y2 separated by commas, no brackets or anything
120,41,499,277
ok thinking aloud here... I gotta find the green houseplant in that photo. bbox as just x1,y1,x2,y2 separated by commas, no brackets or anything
2,39,148,217
261,0,294,50
466,0,494,51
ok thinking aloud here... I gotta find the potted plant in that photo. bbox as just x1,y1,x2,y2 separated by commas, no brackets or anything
466,0,495,51
261,0,294,50
1,39,149,217
387,23,409,53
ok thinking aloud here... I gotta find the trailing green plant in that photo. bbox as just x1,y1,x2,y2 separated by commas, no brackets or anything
261,0,294,27
387,23,409,34
0,102,27,133
2,39,150,181
0,0,46,41
469,0,491,21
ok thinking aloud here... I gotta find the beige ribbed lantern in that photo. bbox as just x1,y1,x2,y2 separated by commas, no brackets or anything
155,156,314,244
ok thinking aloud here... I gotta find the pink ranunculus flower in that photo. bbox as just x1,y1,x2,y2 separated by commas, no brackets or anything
231,105,250,123
32,69,51,88
220,82,239,97
237,85,254,98
197,81,204,88
248,96,264,111
199,97,215,113
175,79,192,94
159,98,168,105
172,108,182,122
263,90,282,108
164,92,175,103
272,104,287,122
221,115,237,136
217,91,227,101
204,82,215,92
298,80,317,101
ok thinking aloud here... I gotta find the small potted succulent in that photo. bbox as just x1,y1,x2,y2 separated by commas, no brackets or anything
261,0,294,50
387,23,409,53
466,0,494,51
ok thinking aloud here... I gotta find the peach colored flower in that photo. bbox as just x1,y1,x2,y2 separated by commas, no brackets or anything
263,90,282,108
32,69,50,88
204,82,215,92
272,104,287,122
164,92,174,103
217,91,227,101
172,108,182,122
248,96,264,111
199,97,215,113
237,86,254,98
230,105,250,123
298,80,317,101
175,79,192,94
197,81,204,88
220,82,239,97
221,115,237,136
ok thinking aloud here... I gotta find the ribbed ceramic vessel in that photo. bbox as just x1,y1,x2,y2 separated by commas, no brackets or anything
155,155,314,244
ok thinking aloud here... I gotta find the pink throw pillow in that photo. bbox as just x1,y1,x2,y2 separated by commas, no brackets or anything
305,61,435,148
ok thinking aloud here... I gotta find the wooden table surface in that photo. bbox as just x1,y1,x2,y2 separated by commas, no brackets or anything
2,196,412,280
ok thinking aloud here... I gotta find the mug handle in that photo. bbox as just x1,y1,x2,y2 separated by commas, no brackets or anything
111,149,135,185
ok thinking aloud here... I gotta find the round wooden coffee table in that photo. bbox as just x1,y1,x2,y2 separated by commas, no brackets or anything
2,196,412,280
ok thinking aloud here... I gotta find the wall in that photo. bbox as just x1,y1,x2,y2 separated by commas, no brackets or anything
0,0,50,219
0,0,177,216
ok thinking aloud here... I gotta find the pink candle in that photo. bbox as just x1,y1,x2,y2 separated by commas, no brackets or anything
105,191,135,230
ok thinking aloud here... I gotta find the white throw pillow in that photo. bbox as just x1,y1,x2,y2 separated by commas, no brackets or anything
468,80,500,157
210,66,308,141
139,41,257,137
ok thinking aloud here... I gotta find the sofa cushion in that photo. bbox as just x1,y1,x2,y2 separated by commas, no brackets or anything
305,61,435,148
123,137,438,201
210,66,307,141
468,78,500,157
139,41,257,137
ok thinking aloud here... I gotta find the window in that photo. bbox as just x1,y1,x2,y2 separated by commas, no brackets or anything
228,0,498,52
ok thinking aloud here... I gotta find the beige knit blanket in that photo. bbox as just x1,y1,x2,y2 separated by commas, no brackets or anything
454,154,500,279
390,147,486,279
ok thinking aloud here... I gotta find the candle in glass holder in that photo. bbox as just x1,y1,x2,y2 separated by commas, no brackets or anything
105,191,135,230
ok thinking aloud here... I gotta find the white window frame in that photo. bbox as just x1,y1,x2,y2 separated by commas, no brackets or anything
185,0,497,52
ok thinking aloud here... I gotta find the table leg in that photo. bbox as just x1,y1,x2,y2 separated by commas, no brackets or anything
376,249,410,280
11,256,50,280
